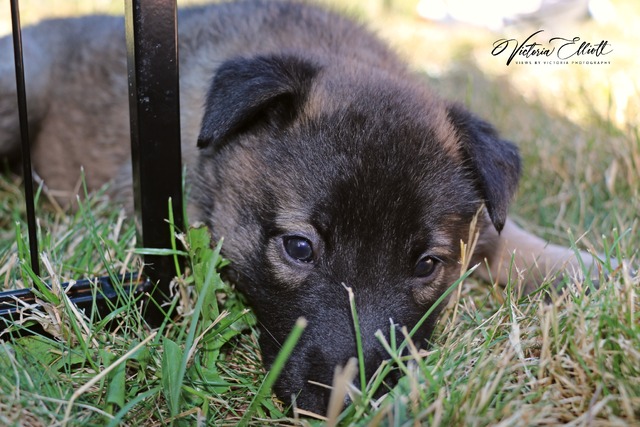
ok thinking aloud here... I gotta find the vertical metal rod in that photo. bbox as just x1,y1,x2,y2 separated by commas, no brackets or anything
124,0,184,324
10,0,39,276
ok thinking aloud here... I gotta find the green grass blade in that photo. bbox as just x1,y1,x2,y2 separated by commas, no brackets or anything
238,317,307,426
161,337,184,417
344,284,367,395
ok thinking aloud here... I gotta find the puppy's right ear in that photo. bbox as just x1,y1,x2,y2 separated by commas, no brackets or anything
197,54,320,152
447,103,521,233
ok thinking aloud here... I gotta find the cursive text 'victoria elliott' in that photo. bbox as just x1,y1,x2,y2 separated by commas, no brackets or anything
492,30,612,65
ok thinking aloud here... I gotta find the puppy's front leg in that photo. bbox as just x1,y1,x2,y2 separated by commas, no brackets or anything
476,218,603,295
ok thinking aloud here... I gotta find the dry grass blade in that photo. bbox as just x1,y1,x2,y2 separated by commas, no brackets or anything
326,357,358,426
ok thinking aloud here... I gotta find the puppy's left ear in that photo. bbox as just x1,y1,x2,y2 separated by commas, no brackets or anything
447,103,521,233
197,54,320,152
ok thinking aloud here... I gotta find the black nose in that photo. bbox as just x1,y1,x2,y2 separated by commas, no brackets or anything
286,350,404,415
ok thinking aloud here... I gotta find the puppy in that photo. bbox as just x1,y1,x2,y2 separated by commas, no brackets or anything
0,0,602,414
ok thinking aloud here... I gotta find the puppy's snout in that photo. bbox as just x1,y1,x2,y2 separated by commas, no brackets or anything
278,316,400,415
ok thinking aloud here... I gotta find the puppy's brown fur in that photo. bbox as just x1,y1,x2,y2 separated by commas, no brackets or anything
0,0,602,414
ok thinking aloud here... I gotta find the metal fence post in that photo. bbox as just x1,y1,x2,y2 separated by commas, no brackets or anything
125,0,185,324
9,0,39,277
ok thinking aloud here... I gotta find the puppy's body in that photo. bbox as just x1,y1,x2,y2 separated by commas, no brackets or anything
0,0,600,414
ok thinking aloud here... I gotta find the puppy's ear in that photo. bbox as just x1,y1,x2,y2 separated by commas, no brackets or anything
197,54,320,151
447,103,521,233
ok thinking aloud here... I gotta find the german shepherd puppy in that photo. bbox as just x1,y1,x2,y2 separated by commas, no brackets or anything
0,0,602,414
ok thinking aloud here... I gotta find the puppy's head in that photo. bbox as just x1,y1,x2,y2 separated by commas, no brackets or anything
195,53,520,414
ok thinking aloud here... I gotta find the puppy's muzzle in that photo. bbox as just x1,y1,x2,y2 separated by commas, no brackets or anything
271,312,404,415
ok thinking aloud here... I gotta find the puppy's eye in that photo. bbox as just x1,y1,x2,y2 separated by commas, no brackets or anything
414,255,439,278
283,236,314,263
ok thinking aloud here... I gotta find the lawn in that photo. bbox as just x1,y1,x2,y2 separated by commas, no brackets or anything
1,0,638,425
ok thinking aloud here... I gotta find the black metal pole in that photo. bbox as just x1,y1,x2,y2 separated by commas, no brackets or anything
10,0,39,277
124,0,185,325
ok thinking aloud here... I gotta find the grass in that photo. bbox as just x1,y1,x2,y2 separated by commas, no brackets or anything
1,0,639,425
